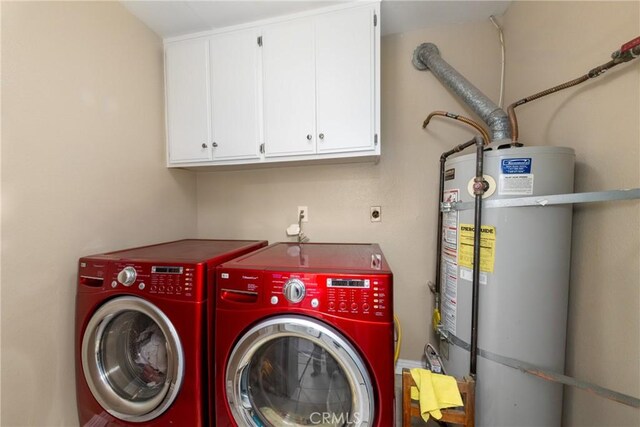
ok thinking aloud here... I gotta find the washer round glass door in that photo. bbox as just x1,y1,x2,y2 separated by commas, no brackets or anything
81,296,184,422
226,315,374,427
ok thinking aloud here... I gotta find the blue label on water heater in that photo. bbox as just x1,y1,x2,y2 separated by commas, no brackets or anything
501,158,532,174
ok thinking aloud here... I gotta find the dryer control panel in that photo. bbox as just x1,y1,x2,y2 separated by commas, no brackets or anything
270,272,392,322
217,268,393,322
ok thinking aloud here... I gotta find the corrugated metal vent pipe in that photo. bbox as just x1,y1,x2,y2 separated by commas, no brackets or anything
413,42,512,143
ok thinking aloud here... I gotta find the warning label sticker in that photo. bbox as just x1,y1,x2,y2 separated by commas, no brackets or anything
442,258,458,335
458,224,496,273
442,189,459,258
441,189,459,335
499,174,534,195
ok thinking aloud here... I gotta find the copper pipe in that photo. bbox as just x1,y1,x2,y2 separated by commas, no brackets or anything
507,58,622,144
423,111,491,146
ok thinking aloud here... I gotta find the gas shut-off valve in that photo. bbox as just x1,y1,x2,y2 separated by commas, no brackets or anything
472,177,490,196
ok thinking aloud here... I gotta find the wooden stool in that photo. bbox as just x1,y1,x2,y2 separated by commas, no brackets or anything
401,368,475,427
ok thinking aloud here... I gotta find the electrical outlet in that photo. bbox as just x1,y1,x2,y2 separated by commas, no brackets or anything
297,206,308,222
370,206,381,222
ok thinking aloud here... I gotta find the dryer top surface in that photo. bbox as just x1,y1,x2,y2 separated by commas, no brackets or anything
220,242,392,274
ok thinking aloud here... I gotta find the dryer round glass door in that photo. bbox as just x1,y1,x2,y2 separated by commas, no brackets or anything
81,296,184,422
226,315,374,427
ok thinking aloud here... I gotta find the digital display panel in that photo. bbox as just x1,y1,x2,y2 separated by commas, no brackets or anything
152,266,184,274
327,278,370,288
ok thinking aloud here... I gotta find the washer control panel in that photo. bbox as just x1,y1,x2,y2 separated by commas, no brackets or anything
79,258,205,301
146,264,195,297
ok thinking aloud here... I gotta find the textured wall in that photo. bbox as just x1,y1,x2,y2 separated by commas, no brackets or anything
502,2,640,426
1,2,197,425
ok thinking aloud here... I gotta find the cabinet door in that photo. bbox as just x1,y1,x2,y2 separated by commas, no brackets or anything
210,29,261,161
262,19,316,157
165,39,212,163
316,6,376,153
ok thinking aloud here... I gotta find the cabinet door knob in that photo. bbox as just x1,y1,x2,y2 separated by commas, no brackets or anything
212,142,218,148
319,133,325,140
306,134,312,141
201,143,208,148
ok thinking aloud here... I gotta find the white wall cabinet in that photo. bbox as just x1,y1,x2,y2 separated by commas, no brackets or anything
165,38,212,163
262,18,317,158
315,6,376,154
164,2,380,168
263,6,377,158
209,29,262,161
165,29,261,165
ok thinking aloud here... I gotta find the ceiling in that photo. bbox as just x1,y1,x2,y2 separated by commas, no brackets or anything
122,1,511,39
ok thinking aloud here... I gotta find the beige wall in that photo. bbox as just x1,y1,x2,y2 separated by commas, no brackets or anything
1,2,196,426
1,1,637,425
503,2,640,426
196,19,503,360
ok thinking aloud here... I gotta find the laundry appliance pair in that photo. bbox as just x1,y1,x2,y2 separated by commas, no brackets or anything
75,240,394,427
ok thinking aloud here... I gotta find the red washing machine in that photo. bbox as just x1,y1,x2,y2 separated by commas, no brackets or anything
212,243,394,427
75,239,267,427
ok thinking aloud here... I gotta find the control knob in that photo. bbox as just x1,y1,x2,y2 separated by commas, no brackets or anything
117,267,137,286
283,279,306,304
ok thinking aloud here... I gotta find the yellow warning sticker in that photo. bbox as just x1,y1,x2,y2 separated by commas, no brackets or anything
458,224,496,273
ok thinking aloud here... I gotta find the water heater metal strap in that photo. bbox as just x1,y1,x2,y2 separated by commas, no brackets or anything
443,333,640,408
443,188,640,212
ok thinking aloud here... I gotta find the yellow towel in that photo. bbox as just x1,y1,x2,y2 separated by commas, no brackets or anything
410,368,464,422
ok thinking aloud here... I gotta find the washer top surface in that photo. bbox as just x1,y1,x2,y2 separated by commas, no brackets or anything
220,242,391,274
87,239,267,264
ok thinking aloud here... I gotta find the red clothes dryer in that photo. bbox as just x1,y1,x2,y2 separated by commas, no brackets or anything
212,243,394,427
75,239,266,427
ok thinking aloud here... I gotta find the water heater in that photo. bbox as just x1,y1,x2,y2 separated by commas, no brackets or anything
440,145,575,426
